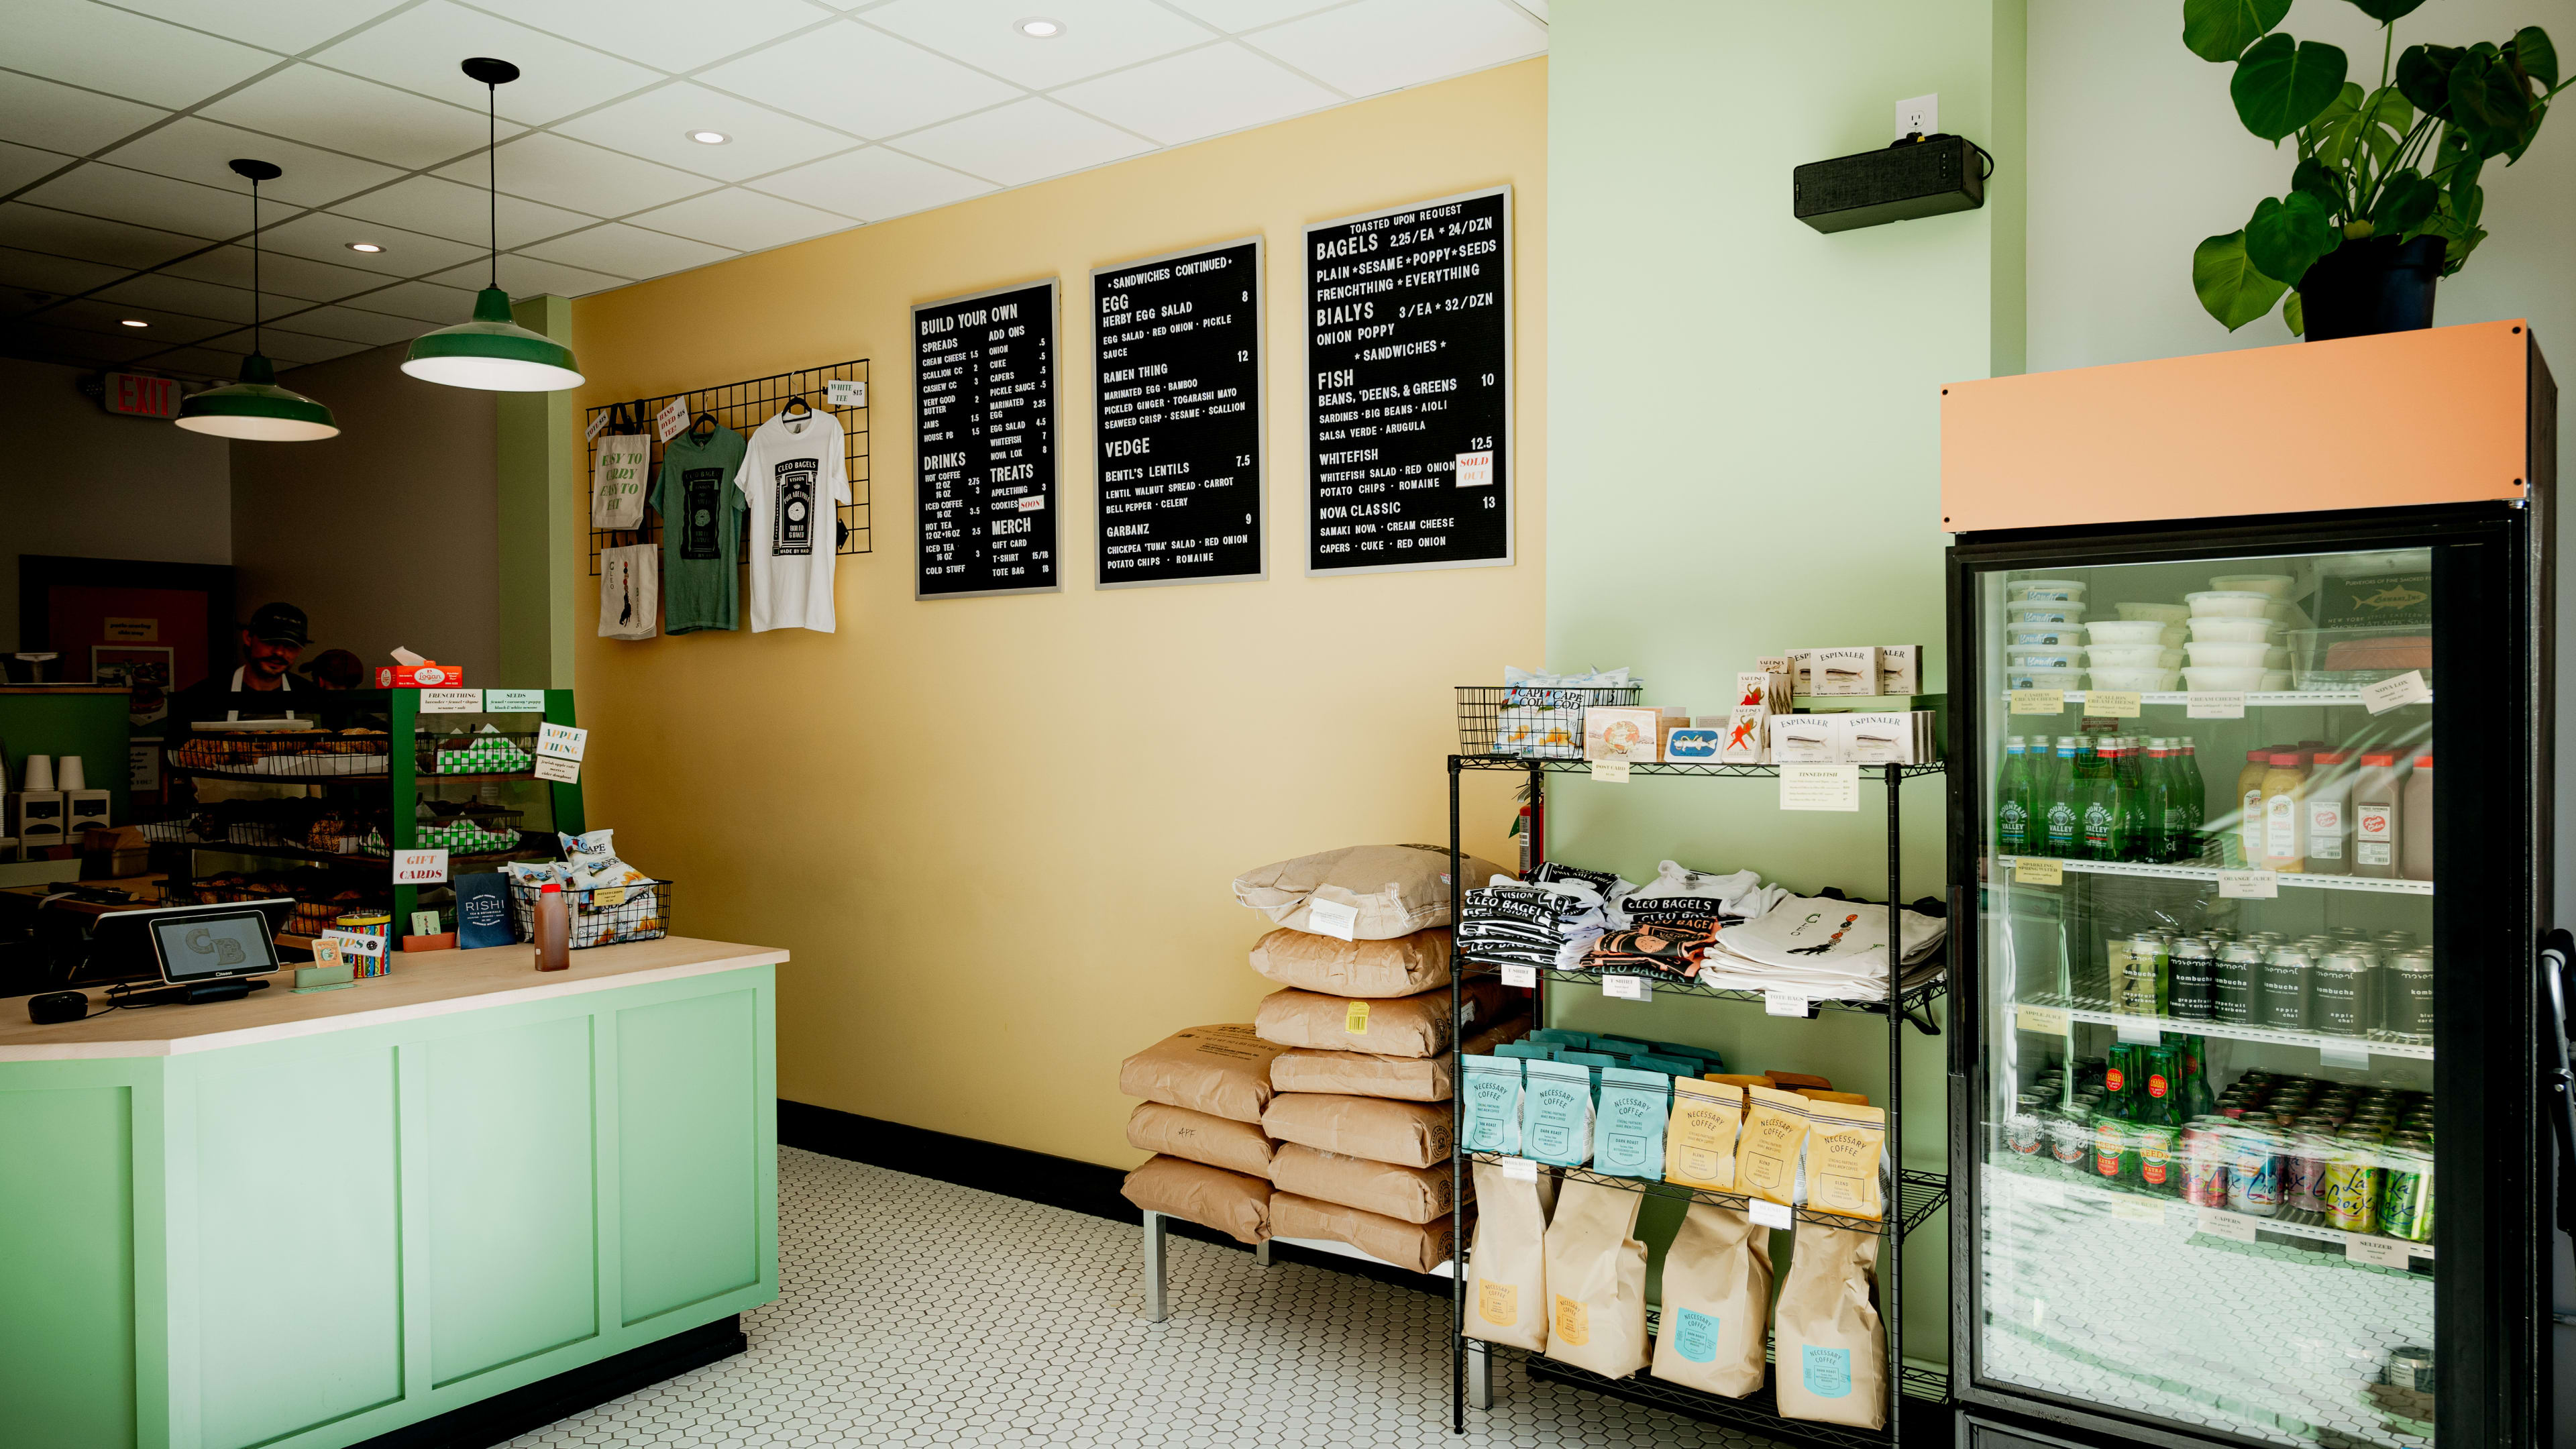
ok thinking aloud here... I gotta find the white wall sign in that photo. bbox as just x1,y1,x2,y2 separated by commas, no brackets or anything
419,688,481,714
536,723,588,760
484,689,547,712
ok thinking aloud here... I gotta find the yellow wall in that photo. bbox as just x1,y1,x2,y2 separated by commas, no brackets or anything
568,60,1545,1167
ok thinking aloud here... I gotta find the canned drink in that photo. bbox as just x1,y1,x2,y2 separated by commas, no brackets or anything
2006,1108,2045,1155
2383,1149,2434,1242
2094,1118,2135,1183
2168,938,2216,1022
2214,945,2263,1026
2387,1345,2435,1395
2048,1115,2090,1168
2381,952,2435,1042
2323,1144,2385,1234
2259,947,2313,1032
2228,1126,2283,1216
2182,1119,2233,1206
2286,1122,2337,1212
2121,932,2169,1017
2312,953,2369,1036
2135,1124,2181,1195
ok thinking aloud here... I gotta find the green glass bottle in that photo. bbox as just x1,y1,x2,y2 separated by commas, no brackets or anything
2042,737,2082,857
1996,736,2033,857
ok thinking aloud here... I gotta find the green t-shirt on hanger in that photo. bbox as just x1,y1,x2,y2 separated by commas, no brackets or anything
651,424,751,633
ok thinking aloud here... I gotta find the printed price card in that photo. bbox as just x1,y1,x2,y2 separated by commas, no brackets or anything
1305,898,1358,942
2360,669,2432,714
2188,692,2248,720
2218,869,2280,900
2088,690,2142,718
1748,1198,1792,1231
2116,1018,2161,1045
585,409,609,441
1590,758,1631,784
2110,1196,2163,1222
482,689,547,712
2008,689,2064,716
2014,1004,2072,1035
2346,1237,2412,1269
536,722,589,760
1501,1157,1538,1182
533,755,580,784
2014,856,2063,887
826,378,865,408
418,688,480,714
2198,1208,2260,1243
2319,1042,2372,1070
1603,974,1650,1001
1765,993,1811,1018
654,396,689,443
392,849,449,885
1500,963,1538,988
1778,764,1860,812
593,885,628,908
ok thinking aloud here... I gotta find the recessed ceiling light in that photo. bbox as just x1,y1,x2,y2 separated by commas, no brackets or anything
689,129,730,145
120,318,150,327
346,241,384,253
1018,17,1063,37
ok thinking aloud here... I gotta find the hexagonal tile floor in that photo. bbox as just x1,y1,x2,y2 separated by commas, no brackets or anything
502,1147,1790,1448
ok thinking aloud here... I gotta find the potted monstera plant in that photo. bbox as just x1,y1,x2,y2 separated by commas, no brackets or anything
2187,0,2567,340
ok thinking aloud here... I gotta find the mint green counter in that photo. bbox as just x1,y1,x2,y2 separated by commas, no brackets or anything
0,936,784,1449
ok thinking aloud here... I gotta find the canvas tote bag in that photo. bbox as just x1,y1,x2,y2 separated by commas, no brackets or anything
592,428,649,529
598,543,658,639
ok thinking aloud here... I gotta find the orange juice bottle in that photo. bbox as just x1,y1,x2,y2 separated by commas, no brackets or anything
2231,749,2273,868
2259,753,2307,873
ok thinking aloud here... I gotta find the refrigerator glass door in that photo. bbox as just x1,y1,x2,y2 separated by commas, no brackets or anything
1972,545,2438,1448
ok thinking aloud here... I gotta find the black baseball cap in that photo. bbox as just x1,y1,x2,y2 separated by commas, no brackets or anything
245,602,310,647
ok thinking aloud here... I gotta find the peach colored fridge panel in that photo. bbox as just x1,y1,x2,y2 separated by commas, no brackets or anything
1941,319,2532,533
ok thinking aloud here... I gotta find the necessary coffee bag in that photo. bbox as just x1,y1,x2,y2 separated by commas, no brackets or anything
1120,1155,1271,1244
1735,1084,1813,1206
1664,1078,1746,1190
1269,1143,1461,1224
1591,1066,1671,1179
1251,928,1452,998
1650,1202,1775,1397
1252,980,1507,1058
1801,1098,1888,1221
1265,1010,1527,1104
1542,1179,1648,1379
1459,1054,1523,1155
1126,1101,1276,1178
1118,1024,1290,1124
1520,1058,1595,1167
1263,1093,1454,1169
1232,843,1510,938
1463,1159,1556,1351
1271,1192,1456,1273
1773,1222,1886,1428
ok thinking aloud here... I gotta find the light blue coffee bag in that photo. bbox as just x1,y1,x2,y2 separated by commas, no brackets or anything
1520,1059,1594,1167
1460,1054,1523,1155
1593,1066,1672,1179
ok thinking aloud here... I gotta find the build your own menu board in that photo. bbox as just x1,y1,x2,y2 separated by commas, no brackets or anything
915,279,1059,598
1304,185,1511,574
1092,238,1263,588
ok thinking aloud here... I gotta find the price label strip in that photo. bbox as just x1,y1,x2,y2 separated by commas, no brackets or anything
1590,759,1631,784
1499,963,1537,989
1501,1157,1538,1182
2218,869,2279,900
1748,1198,1792,1231
1778,764,1859,812
2013,856,2063,887
2087,690,2142,719
1603,974,1650,1001
2008,689,2065,716
2197,1208,2261,1243
2359,669,2432,715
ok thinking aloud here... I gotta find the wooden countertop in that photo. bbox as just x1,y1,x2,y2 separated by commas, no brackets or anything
0,934,788,1061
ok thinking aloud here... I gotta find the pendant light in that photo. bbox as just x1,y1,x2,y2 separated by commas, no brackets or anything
401,58,584,392
174,159,340,441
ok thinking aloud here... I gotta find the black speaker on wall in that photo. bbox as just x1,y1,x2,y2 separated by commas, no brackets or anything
1793,133,1988,233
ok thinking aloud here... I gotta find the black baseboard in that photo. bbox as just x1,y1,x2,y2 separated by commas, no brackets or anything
350,1316,745,1449
777,1099,1449,1297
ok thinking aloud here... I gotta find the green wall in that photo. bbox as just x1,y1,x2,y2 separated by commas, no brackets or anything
1547,0,2027,1370
498,296,579,690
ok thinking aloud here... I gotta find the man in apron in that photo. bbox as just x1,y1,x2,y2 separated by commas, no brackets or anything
167,603,313,811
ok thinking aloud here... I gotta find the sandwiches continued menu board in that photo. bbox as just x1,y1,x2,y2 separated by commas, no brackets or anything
1303,185,1511,575
1091,238,1263,588
915,279,1059,598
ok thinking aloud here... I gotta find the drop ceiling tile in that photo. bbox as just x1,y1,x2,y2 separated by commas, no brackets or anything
98,117,405,208
1,322,163,364
46,297,238,345
203,64,526,170
201,325,368,364
861,0,1212,90
1161,0,1350,31
0,245,129,301
0,72,168,156
256,211,488,276
425,253,628,299
331,174,596,251
332,279,477,323
471,0,834,74
161,243,389,303
550,82,854,182
431,131,716,217
136,345,253,378
0,203,208,270
109,0,413,55
0,140,75,193
698,22,1021,141
7,0,283,108
1242,0,1543,97
313,1,663,126
892,98,1150,190
751,147,994,222
1053,42,1336,145
96,272,308,324
620,189,849,253
17,162,294,242
519,223,732,278
264,303,432,346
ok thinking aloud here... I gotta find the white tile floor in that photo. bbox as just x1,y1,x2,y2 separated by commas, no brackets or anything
505,1147,1786,1448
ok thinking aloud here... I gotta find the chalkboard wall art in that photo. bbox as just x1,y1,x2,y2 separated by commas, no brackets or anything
1092,237,1264,589
1303,184,1511,576
914,278,1060,599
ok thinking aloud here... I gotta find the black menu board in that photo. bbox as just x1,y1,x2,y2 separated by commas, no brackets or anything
1304,185,1511,575
1091,237,1264,588
914,278,1059,598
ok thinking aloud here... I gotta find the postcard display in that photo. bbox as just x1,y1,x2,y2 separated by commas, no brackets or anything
1092,239,1265,587
916,280,1060,598
1303,186,1512,574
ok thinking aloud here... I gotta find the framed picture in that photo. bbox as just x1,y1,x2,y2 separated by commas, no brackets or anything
92,645,175,729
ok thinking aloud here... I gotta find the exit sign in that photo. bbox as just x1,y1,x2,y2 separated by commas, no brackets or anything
102,372,181,419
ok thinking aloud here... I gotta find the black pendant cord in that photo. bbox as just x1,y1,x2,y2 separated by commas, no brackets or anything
250,177,261,357
486,79,498,290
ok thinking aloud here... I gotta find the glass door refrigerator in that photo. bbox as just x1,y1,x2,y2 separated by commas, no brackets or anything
1937,321,2557,1449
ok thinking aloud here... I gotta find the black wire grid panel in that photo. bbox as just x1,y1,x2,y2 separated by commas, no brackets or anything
584,359,871,575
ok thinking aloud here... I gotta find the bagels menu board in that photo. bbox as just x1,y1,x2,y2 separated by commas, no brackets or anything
914,279,1059,598
1304,185,1511,575
1092,238,1264,588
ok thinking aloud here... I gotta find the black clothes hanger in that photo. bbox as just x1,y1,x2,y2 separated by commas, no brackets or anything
780,394,813,418
689,411,718,441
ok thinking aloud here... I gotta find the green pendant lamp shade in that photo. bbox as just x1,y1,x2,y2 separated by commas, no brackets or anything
404,58,584,393
175,158,339,441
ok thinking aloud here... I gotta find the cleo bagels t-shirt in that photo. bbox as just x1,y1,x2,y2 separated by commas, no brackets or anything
651,423,749,633
733,407,849,633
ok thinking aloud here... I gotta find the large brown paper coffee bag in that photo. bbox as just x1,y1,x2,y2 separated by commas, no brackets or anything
1262,1093,1453,1169
1542,1179,1648,1379
1649,1202,1774,1396
1254,980,1509,1057
1126,1101,1275,1178
1270,1192,1456,1273
1120,1155,1271,1244
1773,1222,1886,1428
1251,928,1452,998
1232,843,1509,938
1268,1142,1462,1224
1463,1159,1556,1350
1118,1024,1289,1124
1267,1010,1528,1101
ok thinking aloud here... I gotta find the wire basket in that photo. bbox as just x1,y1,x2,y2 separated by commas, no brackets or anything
509,878,672,949
417,730,539,775
168,730,394,777
1455,684,1644,757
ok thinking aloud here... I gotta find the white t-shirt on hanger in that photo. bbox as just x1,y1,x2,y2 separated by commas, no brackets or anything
733,407,849,633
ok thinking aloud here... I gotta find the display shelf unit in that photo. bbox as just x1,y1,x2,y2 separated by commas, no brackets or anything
2011,690,2431,709
2012,991,2435,1061
1985,1161,2435,1263
1445,753,1950,1444
1996,853,2433,897
1460,960,1948,1029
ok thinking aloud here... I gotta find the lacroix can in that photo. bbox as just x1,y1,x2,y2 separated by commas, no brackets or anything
2383,1148,2434,1243
2182,1118,2232,1206
2286,1119,2338,1212
2228,1125,2283,1216
2323,1137,2385,1234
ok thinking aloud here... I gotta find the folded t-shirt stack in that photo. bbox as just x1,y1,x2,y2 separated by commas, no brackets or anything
1693,896,1949,1002
1118,1024,1291,1243
1455,863,1623,972
1582,861,1790,981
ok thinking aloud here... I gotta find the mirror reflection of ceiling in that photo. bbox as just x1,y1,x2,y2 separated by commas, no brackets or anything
1,0,1547,380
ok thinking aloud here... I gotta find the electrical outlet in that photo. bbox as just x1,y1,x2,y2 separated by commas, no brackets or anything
1896,93,1938,139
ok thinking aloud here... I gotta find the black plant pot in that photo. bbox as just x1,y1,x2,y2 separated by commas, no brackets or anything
2298,235,2446,341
